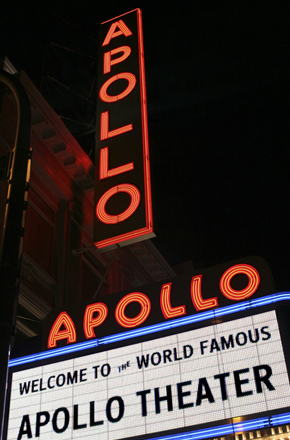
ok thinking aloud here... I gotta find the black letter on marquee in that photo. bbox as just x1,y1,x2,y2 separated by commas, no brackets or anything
210,338,220,353
35,411,50,437
221,334,234,350
163,349,172,363
196,378,215,406
80,368,87,382
183,345,193,359
67,370,78,385
248,328,259,343
177,381,193,409
136,355,149,369
56,374,65,387
106,396,125,423
253,364,275,393
261,326,271,341
234,368,253,398
173,348,182,361
151,352,161,366
236,332,247,346
52,407,70,433
17,415,32,440
200,340,208,355
73,405,87,430
101,364,111,377
48,376,55,389
90,401,104,426
154,386,173,414
136,389,151,416
19,382,31,396
214,372,230,401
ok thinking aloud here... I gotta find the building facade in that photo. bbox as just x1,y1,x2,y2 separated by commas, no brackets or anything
0,59,175,347
1,61,290,440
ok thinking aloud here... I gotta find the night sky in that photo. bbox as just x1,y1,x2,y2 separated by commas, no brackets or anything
1,1,290,289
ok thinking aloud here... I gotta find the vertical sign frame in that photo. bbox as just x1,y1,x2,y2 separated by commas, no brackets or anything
94,9,154,249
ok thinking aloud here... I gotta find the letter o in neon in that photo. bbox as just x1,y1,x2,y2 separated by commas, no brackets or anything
99,73,136,103
115,292,151,328
219,264,260,301
96,184,141,224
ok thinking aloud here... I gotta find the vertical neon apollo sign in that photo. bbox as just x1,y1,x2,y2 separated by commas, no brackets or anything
94,9,154,248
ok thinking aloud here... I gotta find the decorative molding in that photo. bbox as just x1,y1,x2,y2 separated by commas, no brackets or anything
18,284,52,321
16,319,37,338
22,254,56,287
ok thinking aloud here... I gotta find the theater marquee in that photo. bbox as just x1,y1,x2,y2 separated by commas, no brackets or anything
43,257,275,347
4,256,290,439
6,311,290,439
94,9,154,249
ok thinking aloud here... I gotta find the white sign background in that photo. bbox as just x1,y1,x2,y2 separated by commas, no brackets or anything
7,311,290,440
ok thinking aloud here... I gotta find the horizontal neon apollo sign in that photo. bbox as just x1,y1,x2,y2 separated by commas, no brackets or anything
9,291,290,366
47,264,260,349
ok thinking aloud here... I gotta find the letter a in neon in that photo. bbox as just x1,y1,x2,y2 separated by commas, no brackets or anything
102,20,133,46
47,312,77,348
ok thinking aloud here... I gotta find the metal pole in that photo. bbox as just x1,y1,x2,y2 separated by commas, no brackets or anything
0,70,31,439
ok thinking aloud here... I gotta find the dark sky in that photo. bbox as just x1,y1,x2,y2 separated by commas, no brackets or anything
1,1,290,289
